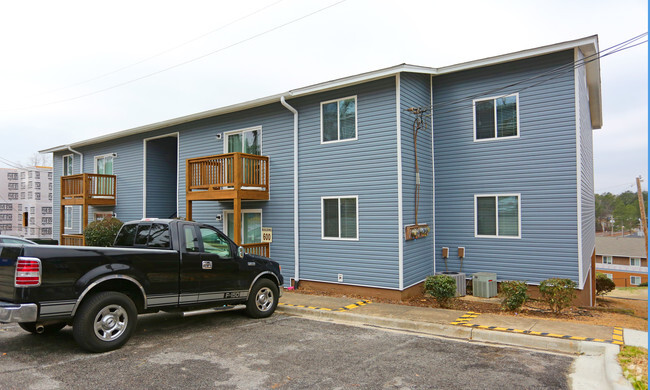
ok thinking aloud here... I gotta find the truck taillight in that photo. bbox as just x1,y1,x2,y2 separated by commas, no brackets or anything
15,257,41,287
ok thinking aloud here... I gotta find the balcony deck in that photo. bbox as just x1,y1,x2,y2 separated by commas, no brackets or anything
186,153,269,202
61,173,116,206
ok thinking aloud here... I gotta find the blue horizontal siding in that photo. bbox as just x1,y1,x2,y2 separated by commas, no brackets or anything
433,50,580,284
290,77,400,289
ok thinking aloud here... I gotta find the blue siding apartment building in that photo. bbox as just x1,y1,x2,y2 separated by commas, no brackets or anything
42,36,602,305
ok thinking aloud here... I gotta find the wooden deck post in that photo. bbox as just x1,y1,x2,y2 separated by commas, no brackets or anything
234,197,241,246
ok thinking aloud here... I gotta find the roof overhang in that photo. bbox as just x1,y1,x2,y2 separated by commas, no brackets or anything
40,35,602,153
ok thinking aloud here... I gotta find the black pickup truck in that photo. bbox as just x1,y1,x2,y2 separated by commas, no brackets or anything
0,219,283,352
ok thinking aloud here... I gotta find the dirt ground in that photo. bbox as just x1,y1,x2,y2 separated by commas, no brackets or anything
297,286,649,331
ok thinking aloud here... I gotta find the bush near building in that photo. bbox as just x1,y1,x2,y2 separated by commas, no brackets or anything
84,218,123,247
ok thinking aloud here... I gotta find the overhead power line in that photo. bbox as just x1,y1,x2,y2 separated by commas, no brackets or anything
3,0,347,112
27,0,285,100
414,32,647,117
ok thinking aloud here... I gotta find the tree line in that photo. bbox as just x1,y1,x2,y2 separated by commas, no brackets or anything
595,191,648,233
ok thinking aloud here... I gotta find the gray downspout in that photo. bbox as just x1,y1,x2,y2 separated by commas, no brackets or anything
280,96,299,285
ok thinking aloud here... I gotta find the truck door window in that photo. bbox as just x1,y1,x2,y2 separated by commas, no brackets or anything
184,226,199,252
148,223,171,248
200,227,232,258
114,224,137,246
134,224,151,246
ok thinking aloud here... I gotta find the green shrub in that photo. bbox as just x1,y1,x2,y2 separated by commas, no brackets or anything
424,275,456,308
640,282,648,287
596,273,616,296
539,278,577,314
84,218,123,247
500,280,529,311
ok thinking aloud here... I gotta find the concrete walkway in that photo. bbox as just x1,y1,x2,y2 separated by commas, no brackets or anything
277,291,647,390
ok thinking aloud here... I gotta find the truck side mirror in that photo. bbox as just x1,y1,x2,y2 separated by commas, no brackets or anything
237,246,245,258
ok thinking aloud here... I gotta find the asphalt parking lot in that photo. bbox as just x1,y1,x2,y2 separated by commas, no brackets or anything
0,310,574,389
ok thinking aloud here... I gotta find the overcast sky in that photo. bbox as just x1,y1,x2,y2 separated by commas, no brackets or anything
0,0,646,193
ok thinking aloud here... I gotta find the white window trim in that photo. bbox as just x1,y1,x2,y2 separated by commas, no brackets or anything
320,96,358,144
602,256,613,264
604,273,613,280
62,154,73,176
630,276,641,286
94,154,116,174
473,93,520,142
94,212,114,221
223,209,263,243
222,126,263,155
630,258,641,267
64,206,73,229
474,193,521,239
321,195,359,241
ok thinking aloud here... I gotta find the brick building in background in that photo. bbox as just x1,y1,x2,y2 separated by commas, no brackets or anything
595,236,647,286
0,166,53,239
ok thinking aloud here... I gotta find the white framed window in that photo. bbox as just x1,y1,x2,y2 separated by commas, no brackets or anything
64,206,73,229
321,96,357,143
603,273,613,280
473,93,519,141
95,155,114,175
630,258,641,267
223,209,262,244
602,256,613,264
321,196,358,240
630,276,641,286
94,212,113,222
475,194,521,238
62,154,74,176
223,126,262,155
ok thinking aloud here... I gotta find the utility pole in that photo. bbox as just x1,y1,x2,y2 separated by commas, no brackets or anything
636,176,648,259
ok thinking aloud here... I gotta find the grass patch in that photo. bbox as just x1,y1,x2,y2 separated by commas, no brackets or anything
616,287,648,292
618,346,648,390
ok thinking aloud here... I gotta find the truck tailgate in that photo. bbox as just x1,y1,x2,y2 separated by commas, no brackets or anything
0,245,21,302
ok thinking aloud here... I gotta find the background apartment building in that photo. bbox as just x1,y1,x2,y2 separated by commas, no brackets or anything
0,166,53,239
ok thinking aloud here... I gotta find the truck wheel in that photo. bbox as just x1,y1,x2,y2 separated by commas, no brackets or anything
246,279,278,318
18,322,66,335
72,292,137,353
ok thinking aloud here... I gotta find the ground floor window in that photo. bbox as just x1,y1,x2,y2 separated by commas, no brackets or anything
630,276,641,286
224,210,262,244
322,196,358,240
94,212,113,221
603,273,613,280
475,194,520,238
64,206,73,229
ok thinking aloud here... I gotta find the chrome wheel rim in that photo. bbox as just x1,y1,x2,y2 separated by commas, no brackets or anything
93,304,128,342
255,287,274,312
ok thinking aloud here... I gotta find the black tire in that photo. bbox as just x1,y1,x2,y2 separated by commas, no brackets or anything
72,291,137,353
246,278,279,318
18,322,66,335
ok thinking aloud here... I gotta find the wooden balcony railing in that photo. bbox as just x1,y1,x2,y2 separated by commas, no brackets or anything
61,234,85,246
186,153,269,201
61,173,116,206
242,242,270,258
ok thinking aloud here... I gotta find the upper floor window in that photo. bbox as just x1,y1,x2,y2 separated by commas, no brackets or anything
322,196,358,240
0,203,11,210
475,194,520,238
8,183,18,190
63,154,73,176
630,258,641,267
48,172,52,180
95,155,114,175
602,256,613,264
224,127,261,155
8,193,17,200
321,96,357,143
35,172,40,179
474,94,519,141
7,172,18,180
